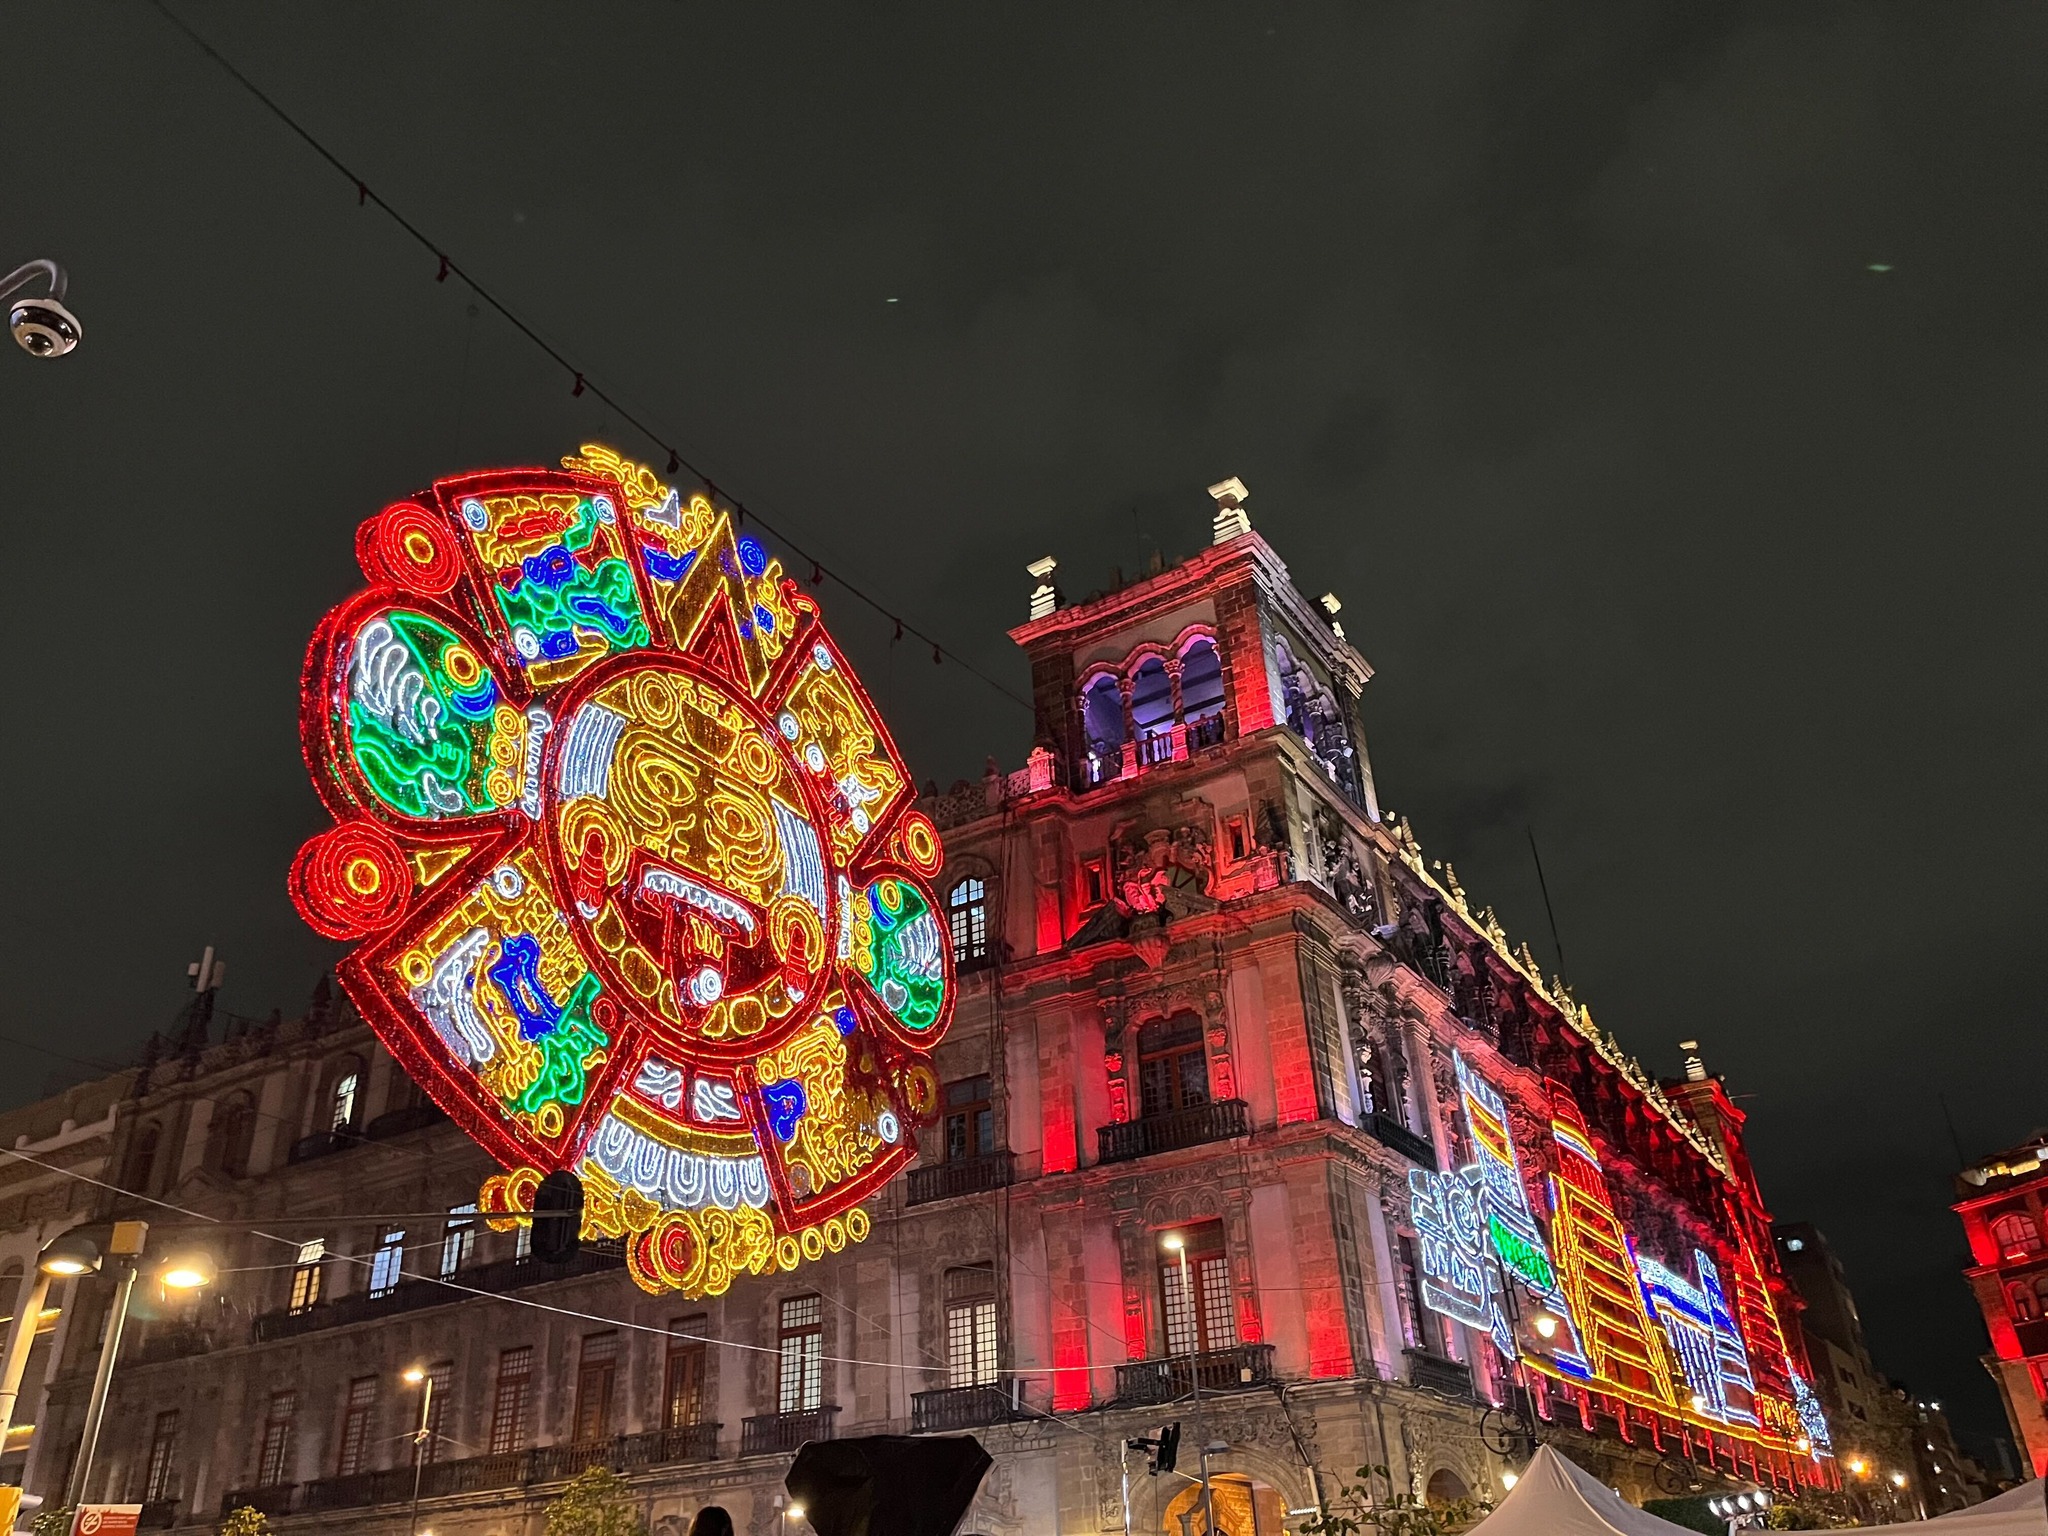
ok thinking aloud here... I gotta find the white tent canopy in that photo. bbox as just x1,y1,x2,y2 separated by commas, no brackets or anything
1864,1479,2048,1534
1466,1446,1705,1536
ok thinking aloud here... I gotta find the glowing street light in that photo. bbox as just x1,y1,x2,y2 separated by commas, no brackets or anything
159,1251,219,1291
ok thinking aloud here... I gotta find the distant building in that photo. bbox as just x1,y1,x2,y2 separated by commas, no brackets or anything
1955,1134,2048,1477
16,479,1837,1536
0,1073,128,1490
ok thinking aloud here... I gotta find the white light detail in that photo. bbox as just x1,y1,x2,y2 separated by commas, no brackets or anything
558,702,626,799
462,499,489,530
688,966,725,1005
692,1079,744,1122
518,706,551,819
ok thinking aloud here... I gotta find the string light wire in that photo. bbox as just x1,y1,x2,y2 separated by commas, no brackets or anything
143,0,1032,715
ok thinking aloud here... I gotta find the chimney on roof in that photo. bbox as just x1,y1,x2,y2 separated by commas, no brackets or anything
1679,1040,1708,1083
1207,477,1251,544
1025,556,1060,620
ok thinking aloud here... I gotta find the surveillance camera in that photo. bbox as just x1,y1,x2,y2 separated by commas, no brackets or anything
3,260,80,359
11,296,82,358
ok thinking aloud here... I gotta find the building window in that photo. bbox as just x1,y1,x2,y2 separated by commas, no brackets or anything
943,1076,994,1162
664,1319,707,1430
489,1346,533,1454
948,879,989,967
288,1239,325,1314
126,1126,161,1196
143,1409,179,1502
440,1205,476,1277
1395,1233,1439,1355
514,1221,533,1262
257,1391,296,1488
369,1228,405,1298
336,1375,377,1476
573,1332,618,1444
1159,1224,1235,1357
1137,1013,1210,1118
422,1361,452,1463
1991,1211,2042,1259
1082,857,1107,908
945,1266,999,1387
778,1295,824,1413
208,1095,254,1178
331,1069,359,1133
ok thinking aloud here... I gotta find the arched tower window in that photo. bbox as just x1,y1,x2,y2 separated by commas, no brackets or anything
1130,657,1174,762
1992,1210,2042,1259
1080,674,1126,784
1180,638,1226,748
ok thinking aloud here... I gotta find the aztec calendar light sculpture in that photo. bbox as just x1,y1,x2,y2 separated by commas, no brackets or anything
290,447,953,1297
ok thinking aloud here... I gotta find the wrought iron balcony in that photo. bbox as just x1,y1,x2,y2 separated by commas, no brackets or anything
1404,1349,1476,1400
906,1151,1014,1206
1186,713,1228,752
220,1486,296,1518
911,1383,1027,1433
1363,1111,1436,1169
1097,1099,1249,1164
132,1320,217,1364
1115,1344,1276,1404
284,1424,726,1515
740,1406,839,1457
254,1246,625,1340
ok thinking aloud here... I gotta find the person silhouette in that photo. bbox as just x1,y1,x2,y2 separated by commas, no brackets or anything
685,1507,734,1536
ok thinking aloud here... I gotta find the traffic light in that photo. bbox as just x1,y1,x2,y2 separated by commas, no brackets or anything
1126,1422,1181,1476
533,1170,583,1264
1155,1421,1180,1475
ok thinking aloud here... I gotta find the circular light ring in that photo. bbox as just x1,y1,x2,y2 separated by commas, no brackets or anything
356,501,466,595
289,821,412,939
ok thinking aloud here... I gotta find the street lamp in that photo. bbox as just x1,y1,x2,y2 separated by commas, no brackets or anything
35,1222,163,1508
1159,1233,1217,1536
404,1364,435,1536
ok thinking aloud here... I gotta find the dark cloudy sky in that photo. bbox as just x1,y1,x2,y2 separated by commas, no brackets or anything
7,2,2044,1452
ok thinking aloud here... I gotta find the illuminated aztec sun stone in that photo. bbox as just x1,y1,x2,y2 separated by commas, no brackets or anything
289,447,954,1297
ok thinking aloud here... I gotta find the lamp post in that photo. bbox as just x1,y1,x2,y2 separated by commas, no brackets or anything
0,1270,55,1445
1160,1234,1216,1536
31,1225,214,1510
404,1366,434,1536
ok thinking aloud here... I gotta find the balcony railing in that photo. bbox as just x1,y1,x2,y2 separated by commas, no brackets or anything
256,1424,724,1517
254,1246,625,1341
1098,1100,1249,1165
1363,1112,1436,1170
740,1406,839,1457
911,1384,1026,1433
220,1486,296,1519
1186,713,1227,752
1114,1344,1276,1404
906,1152,1014,1206
132,1321,217,1364
1404,1349,1475,1400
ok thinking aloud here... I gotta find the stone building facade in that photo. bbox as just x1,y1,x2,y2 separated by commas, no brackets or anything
23,484,1831,1536
1955,1133,2048,1480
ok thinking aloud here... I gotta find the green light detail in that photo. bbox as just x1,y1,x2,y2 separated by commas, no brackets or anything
347,610,508,819
1489,1215,1556,1293
859,878,946,1030
512,973,608,1117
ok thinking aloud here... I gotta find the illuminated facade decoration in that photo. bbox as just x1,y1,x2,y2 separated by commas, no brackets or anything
1410,1053,1826,1474
1953,1135,2048,1475
290,447,954,1297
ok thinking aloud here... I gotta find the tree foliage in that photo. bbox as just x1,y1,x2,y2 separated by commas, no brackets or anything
546,1467,648,1536
216,1508,271,1536
1299,1465,1494,1536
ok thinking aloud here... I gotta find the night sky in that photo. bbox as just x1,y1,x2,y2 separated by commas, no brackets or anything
7,3,2044,1454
